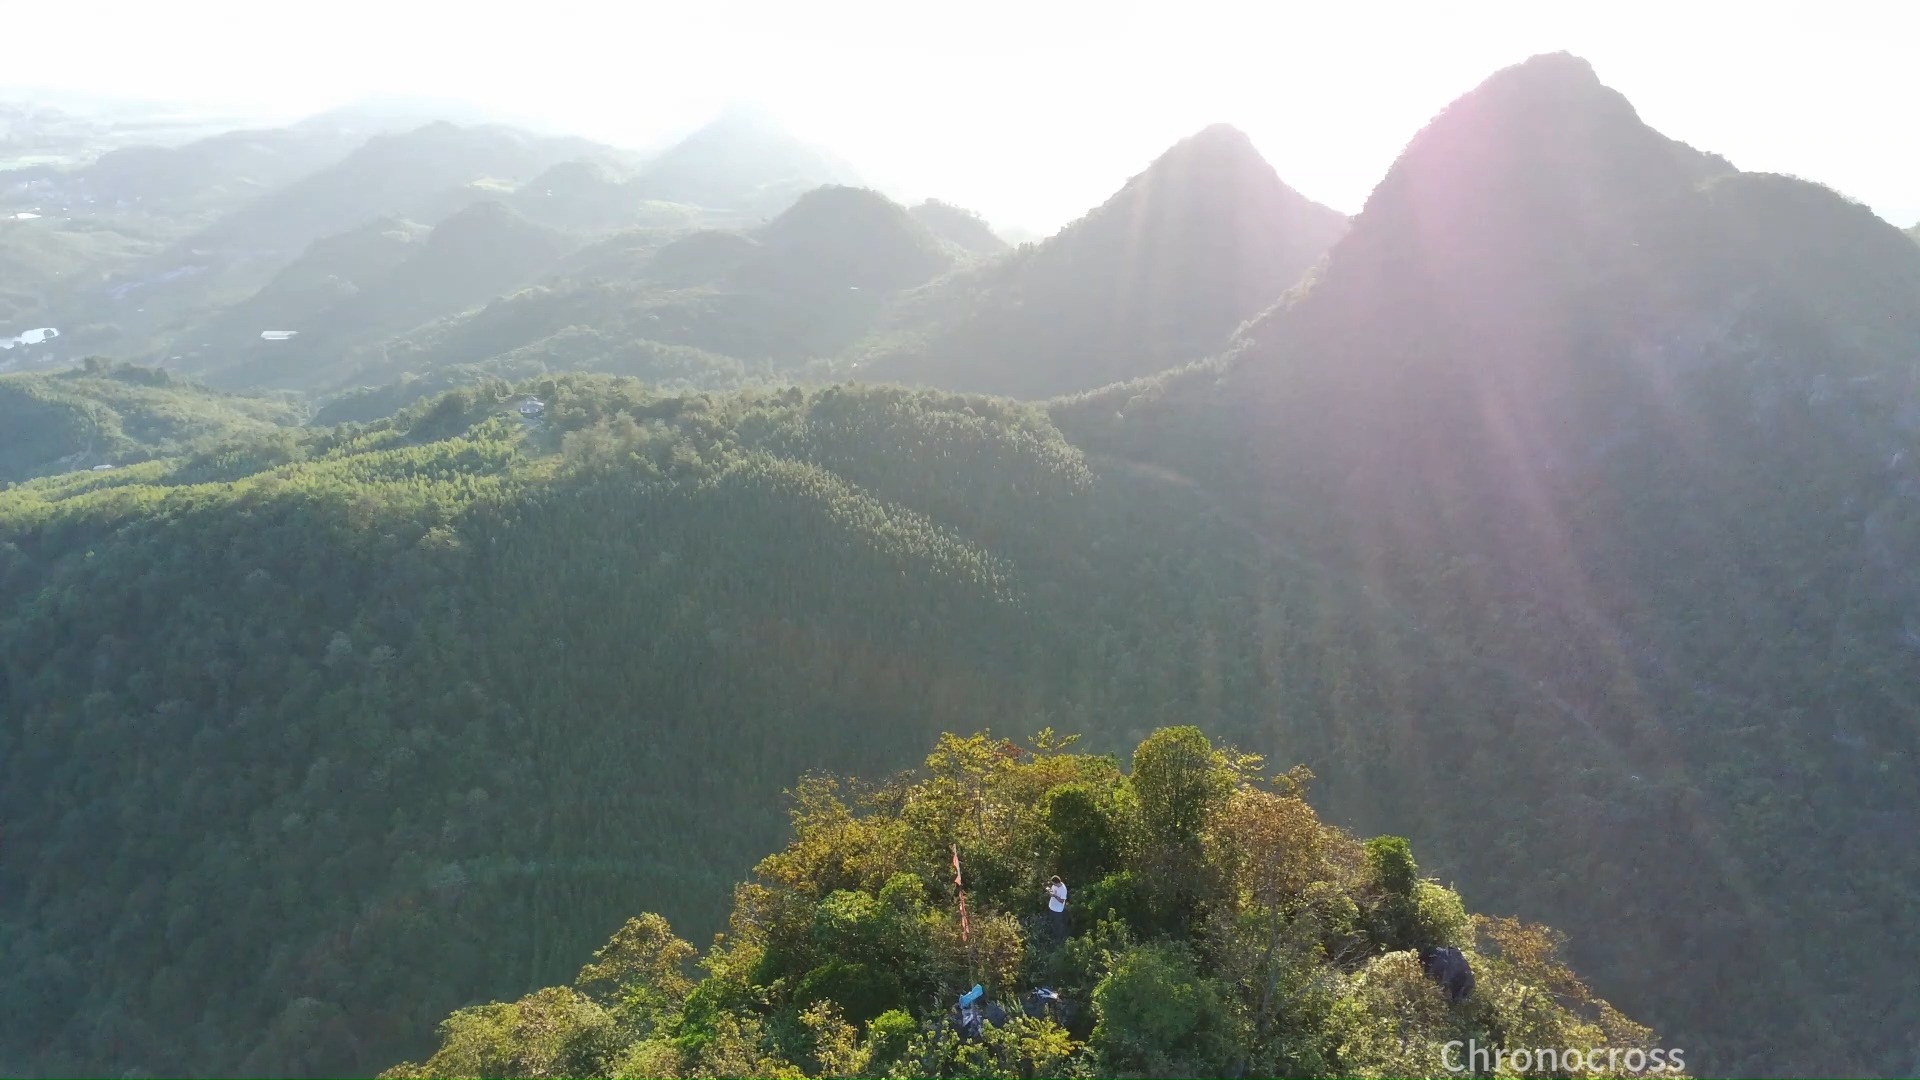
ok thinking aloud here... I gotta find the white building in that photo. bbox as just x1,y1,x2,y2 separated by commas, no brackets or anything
0,327,59,350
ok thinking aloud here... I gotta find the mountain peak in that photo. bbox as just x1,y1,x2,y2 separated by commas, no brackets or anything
857,125,1347,397
1142,122,1269,176
909,199,1008,256
1180,122,1258,149
1498,50,1602,87
752,185,951,290
630,110,860,214
1264,51,1728,357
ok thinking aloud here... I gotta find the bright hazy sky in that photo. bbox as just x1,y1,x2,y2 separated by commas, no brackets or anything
5,0,1917,233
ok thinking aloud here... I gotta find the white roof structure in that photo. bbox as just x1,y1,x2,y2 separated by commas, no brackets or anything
260,331,299,341
0,327,58,350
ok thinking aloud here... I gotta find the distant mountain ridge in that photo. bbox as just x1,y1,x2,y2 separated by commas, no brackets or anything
182,202,578,389
627,107,862,215
338,185,950,392
907,198,1008,256
179,121,609,258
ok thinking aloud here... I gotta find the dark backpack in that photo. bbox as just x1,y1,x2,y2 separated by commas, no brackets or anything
1419,946,1475,1003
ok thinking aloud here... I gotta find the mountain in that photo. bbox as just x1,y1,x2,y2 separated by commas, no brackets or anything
628,107,862,215
345,186,951,390
908,198,1009,256
184,202,576,389
384,728,1671,1080
45,123,611,361
180,122,608,260
0,119,425,354
855,124,1349,398
0,213,161,331
293,95,576,140
1908,220,1919,242
178,216,430,355
746,184,954,292
1054,53,1920,1077
7,123,365,220
408,163,713,235
0,358,303,481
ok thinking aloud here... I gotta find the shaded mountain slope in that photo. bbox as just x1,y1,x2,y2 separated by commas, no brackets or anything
908,198,1009,256
744,185,954,292
857,124,1349,398
179,216,430,353
1053,52,1920,1077
181,203,576,389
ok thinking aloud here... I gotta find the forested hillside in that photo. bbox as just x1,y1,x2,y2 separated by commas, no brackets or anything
0,373,1642,1077
0,358,304,482
384,728,1675,1079
855,125,1348,398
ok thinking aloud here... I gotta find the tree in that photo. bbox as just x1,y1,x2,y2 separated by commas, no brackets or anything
1128,726,1232,915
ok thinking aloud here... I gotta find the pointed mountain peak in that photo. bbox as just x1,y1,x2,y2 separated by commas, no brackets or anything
1492,50,1602,88
910,199,1007,256
752,185,951,290
1061,123,1340,255
1139,123,1269,177
1173,122,1258,151
1281,51,1728,339
856,125,1346,398
1356,52,1694,224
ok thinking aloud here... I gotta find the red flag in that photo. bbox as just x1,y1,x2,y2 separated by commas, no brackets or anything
951,844,970,942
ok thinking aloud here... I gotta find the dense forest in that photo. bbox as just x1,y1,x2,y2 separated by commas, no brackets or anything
0,376,1358,1076
4,48,1920,1080
384,727,1676,1079
0,358,305,482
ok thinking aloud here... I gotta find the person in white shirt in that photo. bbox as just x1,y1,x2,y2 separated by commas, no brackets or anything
1046,876,1068,941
